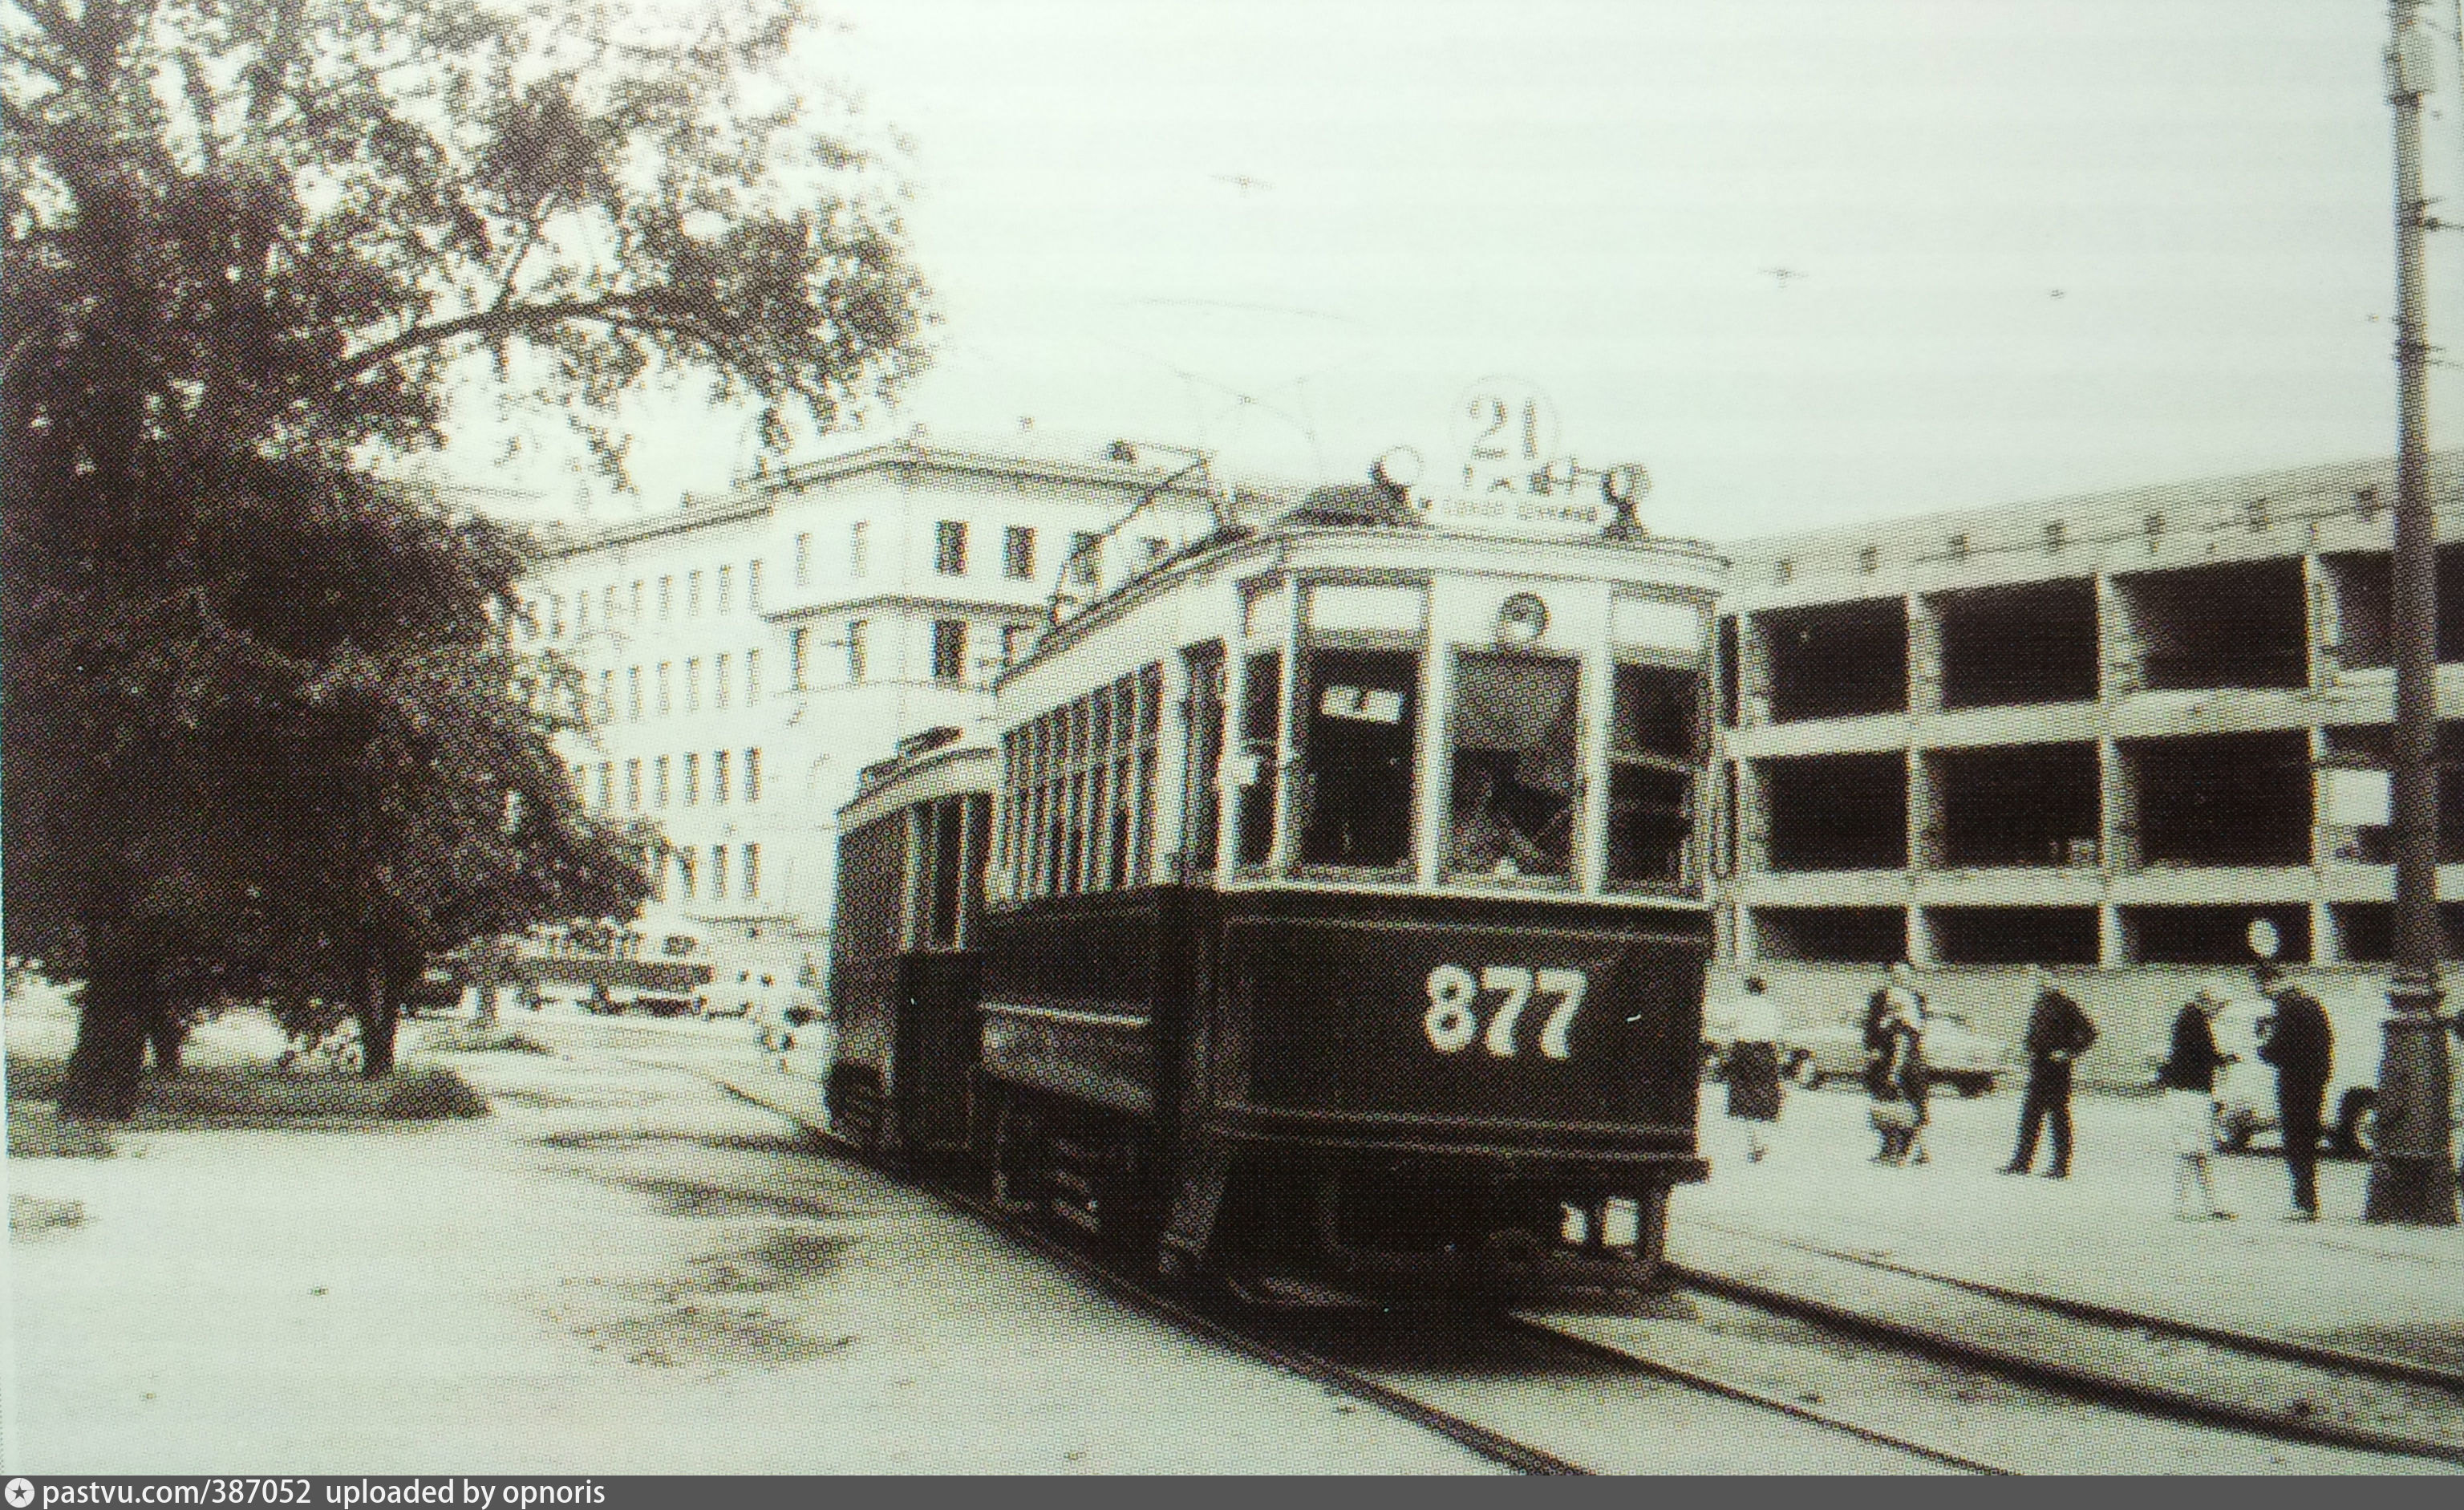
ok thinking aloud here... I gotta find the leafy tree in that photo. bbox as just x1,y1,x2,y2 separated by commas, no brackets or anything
2,0,930,1114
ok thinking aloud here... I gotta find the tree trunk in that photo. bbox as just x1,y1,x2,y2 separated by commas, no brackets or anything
146,1006,188,1076
59,946,153,1120
357,956,399,1078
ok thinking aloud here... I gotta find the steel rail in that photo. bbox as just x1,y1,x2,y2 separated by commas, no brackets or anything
1672,1264,2464,1469
1680,1217,2464,1397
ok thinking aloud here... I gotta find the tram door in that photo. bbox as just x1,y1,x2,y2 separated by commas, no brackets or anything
896,791,991,1155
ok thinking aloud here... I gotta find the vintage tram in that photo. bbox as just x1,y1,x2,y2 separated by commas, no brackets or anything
827,477,1724,1293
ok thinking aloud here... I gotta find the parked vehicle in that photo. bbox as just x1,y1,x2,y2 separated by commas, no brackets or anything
1770,1017,2010,1098
2203,988,2463,1159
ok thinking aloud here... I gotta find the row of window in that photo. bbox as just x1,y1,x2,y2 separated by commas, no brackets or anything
930,522,1147,583
528,562,768,642
598,650,764,723
588,749,764,810
784,619,1039,689
999,665,1166,902
991,582,1711,898
647,841,761,905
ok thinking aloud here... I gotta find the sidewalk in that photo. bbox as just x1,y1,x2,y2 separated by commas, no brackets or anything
8,1019,1495,1474
1680,1083,2464,1372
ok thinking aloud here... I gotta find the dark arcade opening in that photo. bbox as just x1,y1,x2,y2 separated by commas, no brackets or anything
1929,742,2101,868
1761,752,1907,872
2125,731,2312,867
2123,903,2312,964
1759,598,1908,724
2119,558,2308,692
1753,907,1908,964
1927,906,2102,965
1935,578,2101,709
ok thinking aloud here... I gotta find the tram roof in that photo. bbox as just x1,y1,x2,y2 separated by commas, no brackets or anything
1000,516,1729,691
837,741,998,832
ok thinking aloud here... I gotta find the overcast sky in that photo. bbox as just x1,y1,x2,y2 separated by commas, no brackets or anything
448,0,2464,544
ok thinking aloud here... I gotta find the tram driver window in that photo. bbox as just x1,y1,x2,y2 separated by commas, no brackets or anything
1296,649,1418,868
1607,662,1701,890
1445,653,1581,882
1234,651,1282,868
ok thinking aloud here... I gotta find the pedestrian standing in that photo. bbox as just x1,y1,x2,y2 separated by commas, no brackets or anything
1864,962,1927,1096
1868,997,1927,1166
2004,964,2098,1179
1717,976,1785,1162
2254,963,2332,1222
2158,985,2236,1221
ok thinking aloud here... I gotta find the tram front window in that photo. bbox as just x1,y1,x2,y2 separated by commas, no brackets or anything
1296,649,1418,869
1445,652,1581,882
1607,661,1701,890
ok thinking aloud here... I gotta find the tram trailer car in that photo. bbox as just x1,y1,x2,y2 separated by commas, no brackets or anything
828,482,1724,1293
826,736,994,1166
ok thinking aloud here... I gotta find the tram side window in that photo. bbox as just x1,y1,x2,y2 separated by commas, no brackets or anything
1297,648,1418,869
1607,661,1702,891
1181,644,1227,876
928,795,967,949
1235,651,1282,868
1445,653,1581,882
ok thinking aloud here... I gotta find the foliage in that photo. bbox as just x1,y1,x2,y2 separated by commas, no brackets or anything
1,0,929,1113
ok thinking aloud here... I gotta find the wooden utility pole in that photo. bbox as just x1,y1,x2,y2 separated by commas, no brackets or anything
2367,0,2460,1226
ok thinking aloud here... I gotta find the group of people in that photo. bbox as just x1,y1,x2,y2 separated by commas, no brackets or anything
1711,960,2344,1223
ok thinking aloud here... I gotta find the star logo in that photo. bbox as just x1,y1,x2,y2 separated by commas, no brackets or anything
6,1476,35,1508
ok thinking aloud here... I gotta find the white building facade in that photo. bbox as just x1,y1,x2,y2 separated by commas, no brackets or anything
518,436,1226,972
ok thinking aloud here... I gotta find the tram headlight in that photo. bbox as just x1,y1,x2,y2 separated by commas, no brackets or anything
1496,592,1550,648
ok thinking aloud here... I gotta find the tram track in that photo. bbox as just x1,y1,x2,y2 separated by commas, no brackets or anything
622,1043,2458,1475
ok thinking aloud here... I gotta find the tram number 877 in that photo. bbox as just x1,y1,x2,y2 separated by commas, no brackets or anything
1424,964,1587,1060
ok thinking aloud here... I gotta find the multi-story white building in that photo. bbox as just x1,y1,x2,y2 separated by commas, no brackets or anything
516,434,1226,972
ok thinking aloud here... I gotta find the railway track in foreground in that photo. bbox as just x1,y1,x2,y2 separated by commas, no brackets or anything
651,1048,2456,1475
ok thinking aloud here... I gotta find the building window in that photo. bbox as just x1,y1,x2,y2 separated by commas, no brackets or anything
628,667,643,721
715,653,732,709
848,619,869,683
549,594,565,637
687,570,703,618
748,560,764,610
677,846,695,899
594,763,612,809
659,575,673,619
603,585,617,625
1069,531,1101,586
598,670,614,723
576,594,589,631
713,749,731,803
936,520,969,575
685,657,701,712
745,748,761,802
717,566,734,615
795,532,813,585
654,756,671,808
630,580,645,619
1004,526,1036,579
743,842,760,899
933,619,967,683
746,648,761,703
683,752,699,806
849,521,870,578
625,759,642,810
1003,623,1035,665
657,662,672,716
789,627,809,690
711,844,728,902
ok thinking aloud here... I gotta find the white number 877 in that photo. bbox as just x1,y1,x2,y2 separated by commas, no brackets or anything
1423,964,1587,1059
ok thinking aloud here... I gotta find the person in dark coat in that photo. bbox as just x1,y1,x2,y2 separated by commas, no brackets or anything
2158,986,2236,1220
2254,963,2332,1221
2003,965,2098,1178
1864,962,1926,1098
1718,976,1785,1161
